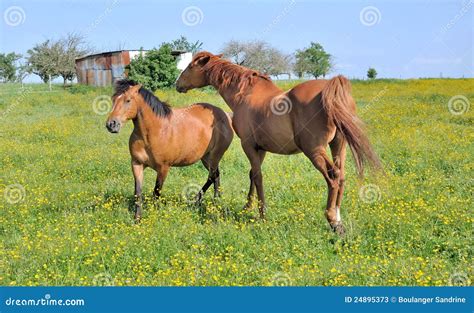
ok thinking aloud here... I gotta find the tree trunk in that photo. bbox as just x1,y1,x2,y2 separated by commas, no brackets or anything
49,74,52,91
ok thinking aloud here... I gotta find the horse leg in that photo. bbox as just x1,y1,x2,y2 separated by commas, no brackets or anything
243,145,267,219
330,132,347,232
305,146,344,234
132,161,144,222
244,151,266,210
212,167,221,198
200,150,225,200
154,165,169,199
244,169,255,209
197,156,217,204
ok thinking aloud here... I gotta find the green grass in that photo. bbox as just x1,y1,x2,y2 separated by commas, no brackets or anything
0,79,472,286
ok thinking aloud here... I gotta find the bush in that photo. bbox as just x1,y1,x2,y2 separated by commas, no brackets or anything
127,44,180,91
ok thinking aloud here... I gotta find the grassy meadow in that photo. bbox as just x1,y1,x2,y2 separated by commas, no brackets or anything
0,78,472,286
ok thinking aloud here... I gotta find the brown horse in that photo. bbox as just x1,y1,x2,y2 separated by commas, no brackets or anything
106,79,234,221
176,52,381,234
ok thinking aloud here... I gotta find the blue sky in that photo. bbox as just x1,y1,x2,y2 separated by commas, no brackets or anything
0,0,472,82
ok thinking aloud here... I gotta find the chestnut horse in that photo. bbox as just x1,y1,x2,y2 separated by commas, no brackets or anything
176,52,381,234
106,79,234,221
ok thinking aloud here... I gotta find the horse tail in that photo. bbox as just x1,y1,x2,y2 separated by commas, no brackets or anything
321,75,382,176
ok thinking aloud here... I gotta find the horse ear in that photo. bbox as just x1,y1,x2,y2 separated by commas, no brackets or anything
130,84,141,93
216,54,223,58
194,55,210,67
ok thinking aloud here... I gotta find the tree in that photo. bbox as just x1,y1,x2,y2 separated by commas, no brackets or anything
27,34,90,87
294,42,332,79
56,33,89,86
127,43,180,90
220,40,291,77
15,58,30,86
221,40,246,65
26,40,61,85
294,55,309,79
0,52,21,82
266,48,292,78
170,36,203,54
367,67,377,79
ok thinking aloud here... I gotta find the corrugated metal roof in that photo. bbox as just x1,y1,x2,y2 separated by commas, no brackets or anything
75,50,147,61
75,50,134,86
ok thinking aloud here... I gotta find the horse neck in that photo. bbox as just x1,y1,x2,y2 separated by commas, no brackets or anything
208,70,282,110
132,100,168,138
216,86,242,111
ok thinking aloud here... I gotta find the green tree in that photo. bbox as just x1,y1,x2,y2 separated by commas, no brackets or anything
170,36,203,54
367,67,377,79
127,44,180,90
27,40,62,84
0,52,22,82
294,42,332,79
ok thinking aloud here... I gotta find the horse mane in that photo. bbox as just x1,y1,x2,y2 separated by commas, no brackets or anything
113,79,172,117
200,53,271,98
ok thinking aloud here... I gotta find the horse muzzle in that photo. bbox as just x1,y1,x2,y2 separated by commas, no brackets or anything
176,85,188,93
106,119,121,133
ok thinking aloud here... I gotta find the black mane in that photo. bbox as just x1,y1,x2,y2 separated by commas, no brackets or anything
113,79,172,117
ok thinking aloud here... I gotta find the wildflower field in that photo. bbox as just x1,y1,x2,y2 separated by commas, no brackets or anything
0,79,472,286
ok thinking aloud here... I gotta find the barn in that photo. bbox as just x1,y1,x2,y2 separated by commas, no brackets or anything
75,50,192,87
